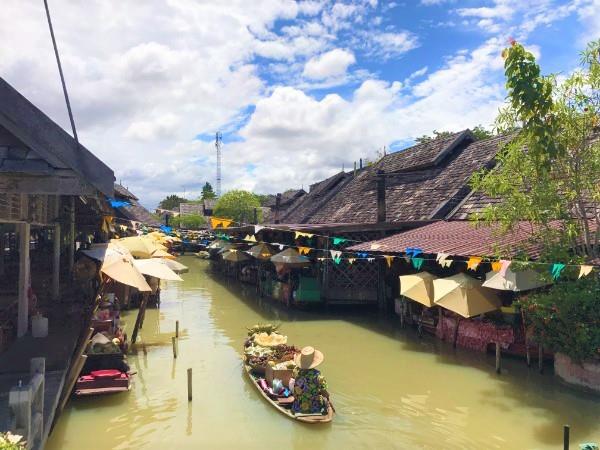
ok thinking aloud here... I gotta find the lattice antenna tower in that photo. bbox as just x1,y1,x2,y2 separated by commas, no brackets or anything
215,131,222,198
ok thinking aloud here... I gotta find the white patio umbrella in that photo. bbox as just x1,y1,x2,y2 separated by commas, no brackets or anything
133,259,183,281
482,267,550,292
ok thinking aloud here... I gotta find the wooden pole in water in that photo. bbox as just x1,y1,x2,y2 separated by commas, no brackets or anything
176,320,179,338
453,317,460,348
187,368,193,401
131,293,149,345
563,425,570,450
538,344,544,374
526,342,531,367
172,336,178,359
495,342,501,374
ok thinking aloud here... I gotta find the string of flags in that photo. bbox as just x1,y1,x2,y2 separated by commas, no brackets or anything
208,216,599,280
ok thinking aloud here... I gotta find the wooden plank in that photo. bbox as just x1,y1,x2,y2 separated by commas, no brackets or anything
0,174,95,195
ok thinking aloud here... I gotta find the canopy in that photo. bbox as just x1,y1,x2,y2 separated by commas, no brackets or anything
433,273,501,318
81,242,131,262
270,248,310,268
247,243,275,261
482,268,550,292
207,239,228,249
133,259,183,281
399,272,436,307
152,249,176,260
159,258,189,274
222,249,251,263
101,255,151,291
113,236,164,258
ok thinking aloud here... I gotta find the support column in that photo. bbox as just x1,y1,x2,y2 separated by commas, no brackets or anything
18,222,31,338
68,197,75,274
52,223,61,300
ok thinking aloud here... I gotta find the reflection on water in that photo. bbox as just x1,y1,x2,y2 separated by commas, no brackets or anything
47,257,600,449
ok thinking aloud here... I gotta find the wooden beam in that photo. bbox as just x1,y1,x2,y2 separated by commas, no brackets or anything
18,222,30,337
0,174,95,195
52,223,60,300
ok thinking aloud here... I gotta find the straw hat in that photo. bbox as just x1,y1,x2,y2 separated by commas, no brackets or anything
294,346,324,369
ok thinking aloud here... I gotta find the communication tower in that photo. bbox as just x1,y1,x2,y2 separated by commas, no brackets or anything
215,131,222,198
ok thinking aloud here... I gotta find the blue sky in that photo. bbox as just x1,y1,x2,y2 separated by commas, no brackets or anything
2,0,599,207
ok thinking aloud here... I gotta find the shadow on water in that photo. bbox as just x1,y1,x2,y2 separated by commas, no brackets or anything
205,264,600,446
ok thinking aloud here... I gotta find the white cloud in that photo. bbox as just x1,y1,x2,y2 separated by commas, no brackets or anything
369,31,420,58
303,48,356,79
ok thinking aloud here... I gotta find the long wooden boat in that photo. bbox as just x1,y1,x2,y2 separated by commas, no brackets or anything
243,364,334,424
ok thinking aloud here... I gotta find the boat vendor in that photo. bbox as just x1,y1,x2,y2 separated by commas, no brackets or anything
292,346,330,415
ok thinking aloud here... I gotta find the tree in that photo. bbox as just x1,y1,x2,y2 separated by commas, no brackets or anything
415,130,454,144
471,125,494,140
471,39,600,263
175,213,207,230
213,190,262,223
201,182,216,200
159,194,188,211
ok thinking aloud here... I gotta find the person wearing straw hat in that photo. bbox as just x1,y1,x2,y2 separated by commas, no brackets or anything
291,346,330,415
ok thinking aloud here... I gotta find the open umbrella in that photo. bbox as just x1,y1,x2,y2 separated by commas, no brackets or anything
113,236,158,258
482,268,550,292
399,272,436,307
270,248,310,268
101,255,152,291
81,242,131,261
247,243,275,261
152,249,176,260
133,259,183,281
159,258,189,274
433,273,501,318
207,239,228,249
222,249,251,263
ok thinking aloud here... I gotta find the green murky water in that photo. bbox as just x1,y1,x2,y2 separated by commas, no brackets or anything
47,256,600,449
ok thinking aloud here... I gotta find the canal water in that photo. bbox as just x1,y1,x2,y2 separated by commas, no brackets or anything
47,256,600,449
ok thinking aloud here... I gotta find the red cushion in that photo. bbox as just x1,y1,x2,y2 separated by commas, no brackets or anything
90,369,122,379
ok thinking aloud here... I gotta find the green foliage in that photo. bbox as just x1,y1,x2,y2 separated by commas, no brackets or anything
159,194,188,211
213,190,262,223
256,194,272,207
201,182,216,200
0,432,25,450
174,213,206,230
414,130,454,144
518,276,600,362
471,40,600,262
471,125,494,140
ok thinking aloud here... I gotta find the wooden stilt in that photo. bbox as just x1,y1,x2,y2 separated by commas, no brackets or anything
439,308,444,341
418,311,424,338
187,368,193,401
17,222,31,338
495,342,501,374
563,424,570,450
538,344,544,374
453,317,460,348
172,336,178,359
130,293,149,345
399,298,405,328
176,320,179,338
526,342,531,368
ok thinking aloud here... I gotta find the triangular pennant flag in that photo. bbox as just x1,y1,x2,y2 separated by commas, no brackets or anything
317,257,325,262
491,261,502,272
220,219,232,229
243,234,257,242
348,258,356,265
441,259,453,268
229,249,238,253
467,256,482,271
367,258,374,263
370,243,382,250
297,246,311,255
499,260,511,277
412,257,424,270
436,252,450,265
356,252,368,259
210,217,223,229
383,255,394,268
279,244,285,250
254,225,265,234
405,247,423,258
578,265,593,279
551,263,566,280
332,237,347,246
330,250,342,264
295,231,314,239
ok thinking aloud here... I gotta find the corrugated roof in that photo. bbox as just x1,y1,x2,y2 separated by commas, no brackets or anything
114,183,138,201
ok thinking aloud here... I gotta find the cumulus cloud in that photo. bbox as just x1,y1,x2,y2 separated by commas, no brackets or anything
303,48,356,79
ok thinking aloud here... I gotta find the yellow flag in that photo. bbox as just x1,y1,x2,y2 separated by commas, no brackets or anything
295,231,314,239
221,219,233,228
467,256,482,271
384,255,394,268
491,261,502,272
210,217,222,229
297,246,311,255
243,234,257,242
578,265,593,279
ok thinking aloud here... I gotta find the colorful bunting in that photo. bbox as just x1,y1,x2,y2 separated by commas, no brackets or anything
367,258,375,263
370,243,382,250
356,252,369,259
551,263,566,280
330,250,342,264
440,259,453,268
383,255,394,268
254,225,265,234
411,257,424,270
491,261,502,272
295,231,314,239
297,246,311,255
332,237,347,246
405,247,423,258
499,260,511,277
348,258,356,265
243,234,257,242
467,256,482,271
211,217,233,229
578,265,593,279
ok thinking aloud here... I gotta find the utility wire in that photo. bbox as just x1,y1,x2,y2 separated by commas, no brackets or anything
44,0,78,143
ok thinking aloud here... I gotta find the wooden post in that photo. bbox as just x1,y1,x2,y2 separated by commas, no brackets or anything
52,223,61,301
538,344,544,374
18,222,31,338
176,320,179,338
453,317,460,349
438,308,444,340
526,343,531,368
68,196,75,274
187,368,192,401
59,354,87,412
418,311,424,338
172,336,178,358
563,425,570,450
399,298,405,328
495,342,501,374
130,293,148,345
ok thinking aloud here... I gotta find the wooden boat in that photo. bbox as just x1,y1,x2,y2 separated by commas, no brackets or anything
243,364,334,423
74,369,131,396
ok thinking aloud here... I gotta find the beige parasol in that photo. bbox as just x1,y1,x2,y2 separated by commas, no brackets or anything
158,258,189,274
133,258,183,281
113,236,162,258
433,273,501,318
270,247,310,268
399,272,437,307
247,243,275,261
222,249,251,263
101,255,152,291
482,268,550,292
